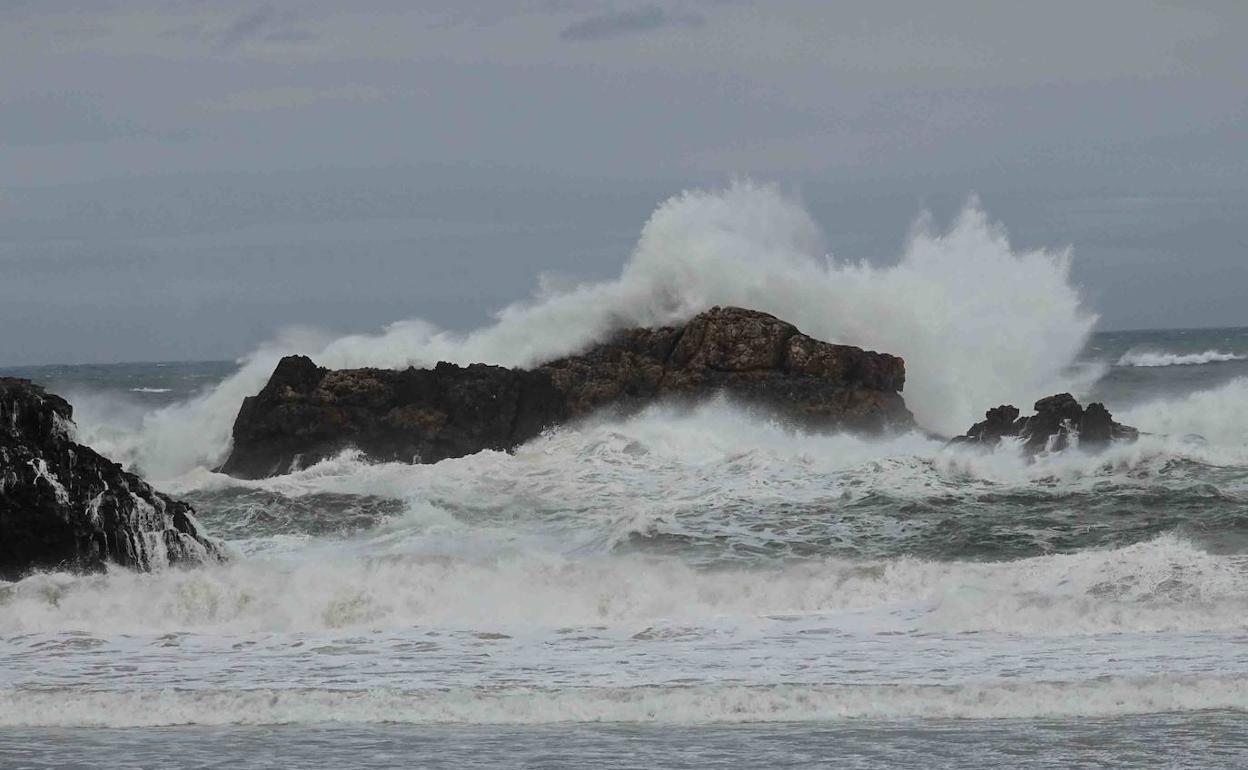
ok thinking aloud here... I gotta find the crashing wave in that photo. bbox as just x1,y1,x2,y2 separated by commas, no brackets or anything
3,534,1244,636
69,182,1097,480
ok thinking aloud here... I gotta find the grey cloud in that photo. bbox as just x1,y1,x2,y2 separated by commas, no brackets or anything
0,0,108,17
203,84,385,113
0,94,116,147
560,5,704,42
0,0,39,15
0,1,1245,364
212,4,308,49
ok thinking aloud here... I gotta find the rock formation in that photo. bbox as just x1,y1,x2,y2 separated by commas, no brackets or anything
220,306,915,478
951,393,1139,453
1,378,226,580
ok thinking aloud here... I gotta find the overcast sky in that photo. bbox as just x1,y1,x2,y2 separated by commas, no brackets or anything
2,0,1246,365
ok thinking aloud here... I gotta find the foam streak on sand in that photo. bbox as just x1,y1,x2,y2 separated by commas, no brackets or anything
3,676,1245,727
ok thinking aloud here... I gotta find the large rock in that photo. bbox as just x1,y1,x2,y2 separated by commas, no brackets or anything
0,378,226,581
220,306,915,478
952,392,1139,453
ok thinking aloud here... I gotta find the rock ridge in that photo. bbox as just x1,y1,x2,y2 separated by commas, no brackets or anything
220,306,914,478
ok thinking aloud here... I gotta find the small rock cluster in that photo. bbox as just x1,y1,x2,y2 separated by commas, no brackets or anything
951,392,1139,453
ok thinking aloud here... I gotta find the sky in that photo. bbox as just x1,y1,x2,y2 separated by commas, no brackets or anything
1,0,1246,365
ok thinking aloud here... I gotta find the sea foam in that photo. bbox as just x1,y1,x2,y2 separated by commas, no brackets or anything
1117,349,1246,367
72,182,1097,480
3,534,1243,636
1119,377,1248,448
2,675,1244,727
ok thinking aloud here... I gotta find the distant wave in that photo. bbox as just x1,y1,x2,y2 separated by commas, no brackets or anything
1117,349,1246,367
129,387,172,393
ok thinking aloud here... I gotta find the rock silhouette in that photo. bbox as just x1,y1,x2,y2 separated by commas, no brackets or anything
1,378,226,580
221,306,915,478
952,392,1139,453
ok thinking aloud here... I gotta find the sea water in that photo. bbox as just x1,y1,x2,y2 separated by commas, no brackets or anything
2,184,1247,768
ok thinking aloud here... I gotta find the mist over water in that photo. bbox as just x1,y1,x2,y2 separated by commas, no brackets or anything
3,185,1247,766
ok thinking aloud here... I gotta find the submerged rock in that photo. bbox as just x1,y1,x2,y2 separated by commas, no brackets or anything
0,378,226,580
952,393,1139,453
220,306,915,478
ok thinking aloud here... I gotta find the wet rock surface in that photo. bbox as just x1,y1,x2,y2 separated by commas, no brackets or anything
0,378,226,580
952,392,1139,453
221,306,915,478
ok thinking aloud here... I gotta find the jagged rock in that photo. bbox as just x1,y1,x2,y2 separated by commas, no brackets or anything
0,378,226,580
952,392,1139,453
220,306,915,478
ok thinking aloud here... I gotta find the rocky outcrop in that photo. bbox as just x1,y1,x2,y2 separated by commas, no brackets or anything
220,306,915,478
1,378,226,580
220,356,566,479
951,393,1139,453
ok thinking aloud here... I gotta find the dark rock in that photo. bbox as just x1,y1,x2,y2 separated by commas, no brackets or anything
952,392,1138,453
220,306,915,478
962,404,1021,445
221,357,567,479
1,378,226,581
1078,402,1118,447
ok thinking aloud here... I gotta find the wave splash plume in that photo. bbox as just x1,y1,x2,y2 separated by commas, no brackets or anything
8,183,1248,748
72,182,1096,479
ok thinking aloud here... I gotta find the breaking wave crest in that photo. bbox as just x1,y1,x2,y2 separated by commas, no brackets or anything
1119,377,1248,448
8,185,1248,739
72,182,1096,479
2,535,1244,636
1117,349,1246,367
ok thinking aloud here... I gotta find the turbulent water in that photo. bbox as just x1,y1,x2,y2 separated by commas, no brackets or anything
3,185,1248,768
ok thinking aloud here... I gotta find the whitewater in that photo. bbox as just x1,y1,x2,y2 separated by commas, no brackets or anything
3,183,1248,768
1118,349,1246,367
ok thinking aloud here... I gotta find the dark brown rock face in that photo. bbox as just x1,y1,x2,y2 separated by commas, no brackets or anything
220,306,915,479
952,392,1139,453
219,356,566,479
1,378,226,581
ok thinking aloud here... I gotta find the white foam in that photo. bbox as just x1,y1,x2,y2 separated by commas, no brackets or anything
1117,349,1246,367
2,675,1243,727
155,389,1246,538
74,182,1098,479
1119,377,1248,449
2,534,1243,636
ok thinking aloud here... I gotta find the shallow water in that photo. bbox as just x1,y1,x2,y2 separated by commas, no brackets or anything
4,327,1248,766
5,714,1248,769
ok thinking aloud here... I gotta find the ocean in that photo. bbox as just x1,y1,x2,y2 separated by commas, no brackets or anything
2,188,1248,768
